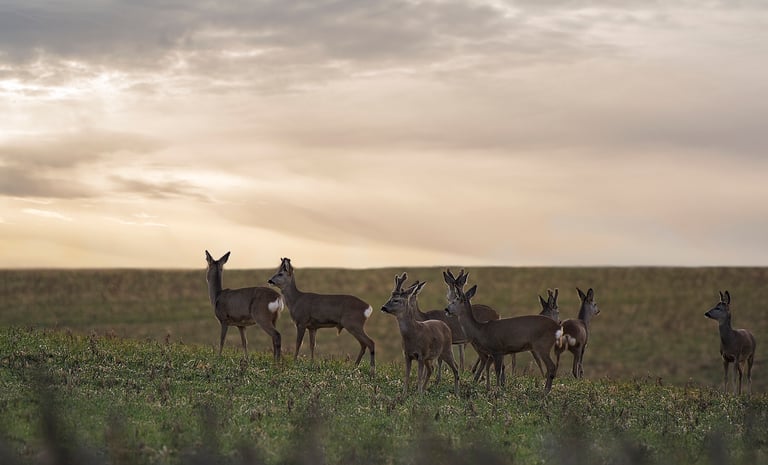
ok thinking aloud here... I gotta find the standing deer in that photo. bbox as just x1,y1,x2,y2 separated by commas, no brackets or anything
705,290,756,395
555,288,600,379
408,284,470,373
516,288,560,376
381,273,459,395
205,250,282,359
444,269,563,393
442,269,500,379
267,257,376,376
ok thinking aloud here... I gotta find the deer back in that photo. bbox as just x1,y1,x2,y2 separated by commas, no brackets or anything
269,257,373,327
215,287,282,324
292,291,372,326
482,315,562,353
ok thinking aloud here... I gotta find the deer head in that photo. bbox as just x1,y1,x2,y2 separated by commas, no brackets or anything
267,257,293,288
381,273,422,316
539,288,560,321
705,290,731,323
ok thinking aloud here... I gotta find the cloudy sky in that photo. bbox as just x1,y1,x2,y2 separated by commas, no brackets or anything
1,1,767,269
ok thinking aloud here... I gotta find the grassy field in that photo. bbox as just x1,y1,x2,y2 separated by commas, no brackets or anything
1,267,765,390
1,327,766,465
0,267,767,464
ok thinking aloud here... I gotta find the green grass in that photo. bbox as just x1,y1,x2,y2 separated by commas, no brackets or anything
1,327,766,465
1,267,765,391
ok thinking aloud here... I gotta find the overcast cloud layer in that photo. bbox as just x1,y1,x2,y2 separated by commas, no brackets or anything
1,0,767,268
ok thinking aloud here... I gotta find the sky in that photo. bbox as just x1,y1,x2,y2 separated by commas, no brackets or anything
1,0,767,269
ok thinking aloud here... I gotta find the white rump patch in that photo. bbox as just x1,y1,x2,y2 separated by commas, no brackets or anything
566,335,577,347
268,297,283,313
363,306,373,319
555,328,563,339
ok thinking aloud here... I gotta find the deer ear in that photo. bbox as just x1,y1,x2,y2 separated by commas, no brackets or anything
457,271,468,288
553,288,559,302
577,287,587,301
219,251,230,265
724,290,731,305
586,288,594,302
405,282,420,298
539,295,548,308
719,291,724,302
466,284,477,300
205,250,214,263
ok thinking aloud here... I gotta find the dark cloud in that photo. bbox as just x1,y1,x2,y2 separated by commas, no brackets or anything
0,0,621,93
110,176,213,202
0,129,165,199
0,166,94,198
0,130,162,169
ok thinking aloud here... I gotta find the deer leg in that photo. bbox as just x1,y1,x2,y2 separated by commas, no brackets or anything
539,351,557,394
471,356,482,377
485,355,494,389
747,354,754,396
308,328,317,361
722,359,730,393
294,325,306,359
404,356,412,394
436,358,443,385
577,346,586,378
458,343,465,372
571,348,581,379
218,323,229,355
443,352,460,395
531,350,545,377
237,326,248,357
473,355,485,382
256,319,281,361
417,360,425,394
736,361,744,395
554,348,562,377
348,327,375,376
509,353,517,376
424,359,434,391
493,354,505,387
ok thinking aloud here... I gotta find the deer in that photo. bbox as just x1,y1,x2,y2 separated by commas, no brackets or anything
408,286,471,373
704,290,756,395
510,288,561,376
442,269,500,379
267,257,376,376
381,273,459,395
555,288,600,379
444,269,563,393
205,250,282,359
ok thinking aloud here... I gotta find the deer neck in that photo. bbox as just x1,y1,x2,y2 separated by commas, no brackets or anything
577,304,593,329
457,301,483,338
279,276,303,307
412,301,427,321
396,305,419,335
717,314,735,343
207,269,223,307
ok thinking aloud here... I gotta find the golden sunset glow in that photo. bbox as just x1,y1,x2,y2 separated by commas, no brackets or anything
1,1,767,268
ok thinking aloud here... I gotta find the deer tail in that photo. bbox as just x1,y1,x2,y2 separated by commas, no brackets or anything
555,325,566,349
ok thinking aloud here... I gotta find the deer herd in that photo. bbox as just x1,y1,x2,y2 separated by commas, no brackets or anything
205,250,757,396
